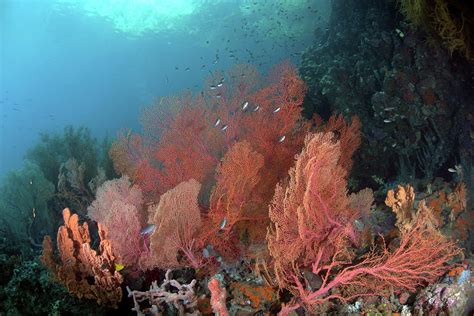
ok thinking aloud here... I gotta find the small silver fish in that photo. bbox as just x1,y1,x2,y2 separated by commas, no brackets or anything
278,135,286,143
29,179,33,185
140,224,156,235
217,82,223,87
448,168,457,173
210,85,217,90
395,28,405,38
219,217,227,230
221,124,228,131
252,105,260,112
273,107,281,113
214,118,221,127
384,107,395,111
353,219,364,231
241,101,249,110
383,119,392,123
216,94,222,99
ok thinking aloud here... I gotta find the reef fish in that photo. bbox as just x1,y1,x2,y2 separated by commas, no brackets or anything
140,224,156,236
395,28,405,38
219,217,227,230
115,263,125,272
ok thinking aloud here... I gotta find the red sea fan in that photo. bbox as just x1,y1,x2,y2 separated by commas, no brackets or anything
268,132,461,313
208,141,265,233
152,104,223,194
109,131,146,179
110,62,307,204
204,141,265,260
318,114,361,173
282,200,461,313
136,95,225,201
268,132,360,290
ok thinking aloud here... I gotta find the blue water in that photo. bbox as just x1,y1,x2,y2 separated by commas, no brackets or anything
0,0,329,179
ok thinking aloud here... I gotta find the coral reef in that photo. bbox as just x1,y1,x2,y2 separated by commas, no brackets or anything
34,59,469,314
0,255,106,315
299,0,474,191
414,263,473,314
1,2,472,313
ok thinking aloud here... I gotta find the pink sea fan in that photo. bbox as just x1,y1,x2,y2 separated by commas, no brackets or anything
88,176,143,222
87,176,145,266
140,179,203,270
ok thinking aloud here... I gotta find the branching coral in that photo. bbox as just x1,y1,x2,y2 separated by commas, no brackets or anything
127,269,199,315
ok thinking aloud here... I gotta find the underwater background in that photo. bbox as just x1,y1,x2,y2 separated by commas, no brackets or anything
0,0,327,178
0,0,473,315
